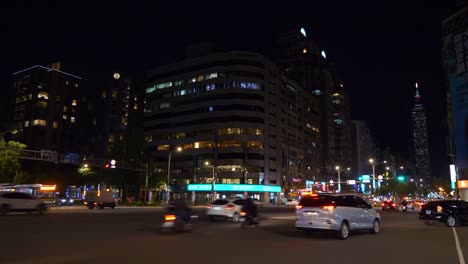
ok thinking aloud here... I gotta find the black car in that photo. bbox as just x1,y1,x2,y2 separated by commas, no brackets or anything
381,200,398,211
419,200,468,227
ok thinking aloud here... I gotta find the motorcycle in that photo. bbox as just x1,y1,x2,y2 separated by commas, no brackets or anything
160,213,197,233
401,205,407,212
240,210,260,229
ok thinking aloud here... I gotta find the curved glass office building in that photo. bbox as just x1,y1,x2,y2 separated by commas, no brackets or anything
144,51,321,200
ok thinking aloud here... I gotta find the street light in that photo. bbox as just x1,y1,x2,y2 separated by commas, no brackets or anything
369,159,387,193
335,166,341,193
167,146,182,203
205,161,216,202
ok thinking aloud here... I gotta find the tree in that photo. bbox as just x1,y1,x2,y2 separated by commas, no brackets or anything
0,139,26,183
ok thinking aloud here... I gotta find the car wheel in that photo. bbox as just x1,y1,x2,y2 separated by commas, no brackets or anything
371,219,380,234
446,215,458,227
337,221,350,240
232,212,240,223
1,204,9,215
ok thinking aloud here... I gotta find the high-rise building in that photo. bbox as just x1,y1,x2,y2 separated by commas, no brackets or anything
350,120,377,182
75,71,144,163
275,28,346,181
144,50,320,200
411,83,431,181
332,82,352,171
443,5,468,183
11,62,84,154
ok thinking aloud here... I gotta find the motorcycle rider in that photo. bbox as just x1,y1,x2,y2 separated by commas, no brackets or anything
242,197,258,219
401,199,408,211
173,197,192,223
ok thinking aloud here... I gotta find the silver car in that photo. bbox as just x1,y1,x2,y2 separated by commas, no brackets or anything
295,193,380,239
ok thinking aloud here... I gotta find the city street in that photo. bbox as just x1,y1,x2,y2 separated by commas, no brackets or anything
0,206,466,264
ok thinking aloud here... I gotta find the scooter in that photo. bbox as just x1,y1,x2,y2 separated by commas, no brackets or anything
160,214,197,233
402,205,407,212
240,210,260,229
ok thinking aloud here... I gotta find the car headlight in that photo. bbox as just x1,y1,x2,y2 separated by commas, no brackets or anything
61,199,66,202
69,199,74,203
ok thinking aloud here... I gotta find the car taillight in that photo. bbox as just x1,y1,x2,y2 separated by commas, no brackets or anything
164,214,176,221
322,205,335,211
226,205,234,210
392,203,395,206
206,205,212,209
240,211,246,216
381,203,385,206
295,205,303,210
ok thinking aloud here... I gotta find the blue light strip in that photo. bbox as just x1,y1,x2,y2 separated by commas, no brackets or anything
187,184,281,193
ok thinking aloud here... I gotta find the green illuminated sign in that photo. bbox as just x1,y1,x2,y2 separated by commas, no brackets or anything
187,184,281,193
397,176,406,182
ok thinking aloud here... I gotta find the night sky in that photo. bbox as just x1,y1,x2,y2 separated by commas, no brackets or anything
0,1,463,179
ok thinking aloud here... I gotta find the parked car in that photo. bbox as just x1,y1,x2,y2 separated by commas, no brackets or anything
381,200,398,211
286,199,299,206
0,192,47,215
419,200,468,227
206,198,244,222
296,193,380,240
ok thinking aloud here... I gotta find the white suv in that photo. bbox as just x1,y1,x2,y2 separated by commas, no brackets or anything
296,194,380,239
0,192,47,215
207,198,244,222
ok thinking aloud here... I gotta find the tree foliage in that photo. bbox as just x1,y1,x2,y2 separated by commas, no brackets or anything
0,139,26,183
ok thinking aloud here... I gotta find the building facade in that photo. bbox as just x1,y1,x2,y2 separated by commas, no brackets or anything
350,120,377,186
11,62,83,154
275,28,349,182
144,51,321,200
411,84,431,181
443,5,468,185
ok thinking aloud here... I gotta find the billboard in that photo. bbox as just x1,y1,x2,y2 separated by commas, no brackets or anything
187,184,281,193
361,175,371,183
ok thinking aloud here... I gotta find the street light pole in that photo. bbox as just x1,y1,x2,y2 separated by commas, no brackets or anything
167,147,182,204
335,166,341,193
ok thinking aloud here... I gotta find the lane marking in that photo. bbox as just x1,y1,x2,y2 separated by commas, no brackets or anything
452,227,466,264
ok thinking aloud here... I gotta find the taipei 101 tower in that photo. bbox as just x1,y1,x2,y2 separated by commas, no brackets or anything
412,83,431,182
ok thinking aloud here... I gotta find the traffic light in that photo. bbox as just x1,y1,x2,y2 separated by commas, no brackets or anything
397,176,406,182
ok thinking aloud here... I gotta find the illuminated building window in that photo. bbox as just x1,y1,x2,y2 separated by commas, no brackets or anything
145,136,152,143
108,135,115,143
134,104,138,110
53,122,58,128
189,77,197,83
146,86,156,94
24,121,29,127
174,133,186,139
156,82,172,89
37,92,48,99
32,119,46,126
332,93,340,97
205,73,218,79
247,141,263,148
16,96,27,103
120,135,124,141
303,48,307,54
63,115,67,120
28,94,32,100
174,80,183,86
102,91,106,98
157,145,170,151
193,141,216,149
197,75,204,82
334,119,343,125
64,106,68,112
36,101,48,108
72,99,77,106
71,117,76,123
312,90,321,95
112,90,118,98
218,141,242,147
